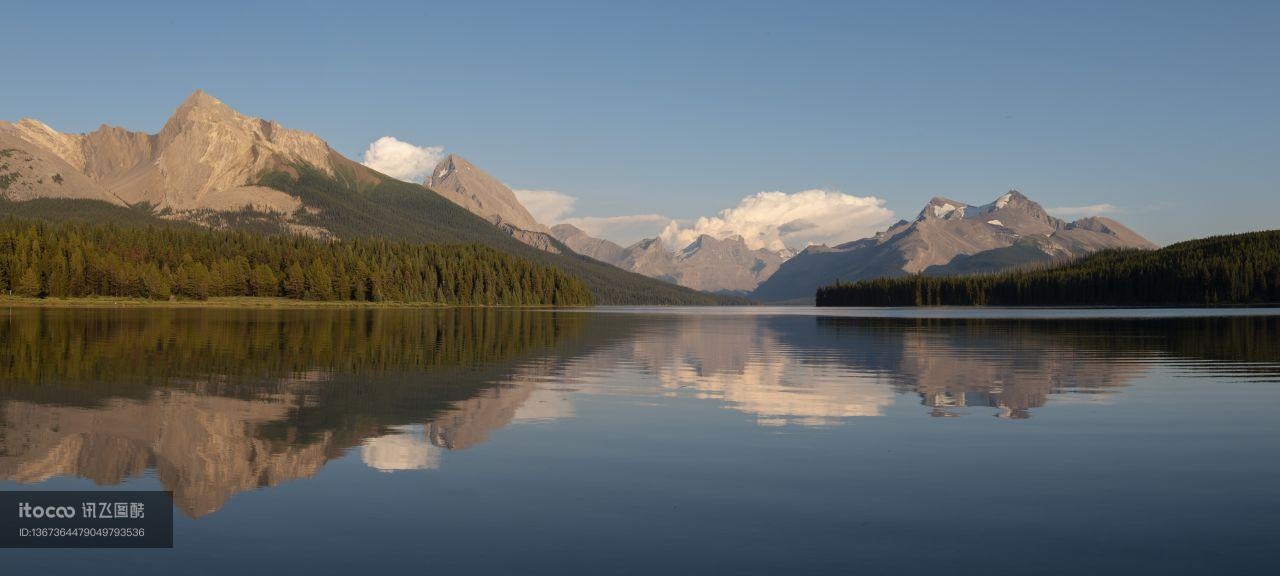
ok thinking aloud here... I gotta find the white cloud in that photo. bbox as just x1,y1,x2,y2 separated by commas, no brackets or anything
360,426,441,472
562,214,672,246
361,136,445,182
1048,203,1119,218
658,190,895,253
512,188,577,225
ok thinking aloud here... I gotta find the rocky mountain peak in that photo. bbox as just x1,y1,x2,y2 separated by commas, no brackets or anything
752,189,1156,302
2,90,334,212
140,90,335,209
917,197,970,221
630,237,665,252
551,228,786,293
176,89,232,113
681,234,750,256
160,90,330,154
550,224,627,264
430,154,464,181
998,189,1028,204
680,234,718,257
971,189,1056,229
1065,217,1157,249
551,223,587,237
159,91,245,140
426,154,548,233
983,190,1036,213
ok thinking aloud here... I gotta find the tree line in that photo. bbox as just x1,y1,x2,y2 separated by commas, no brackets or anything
0,307,582,403
816,230,1280,307
0,218,593,305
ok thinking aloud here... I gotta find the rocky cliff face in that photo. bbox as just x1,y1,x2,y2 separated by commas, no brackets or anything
752,190,1157,302
0,130,124,204
422,153,572,253
0,90,334,214
426,154,549,233
670,235,784,293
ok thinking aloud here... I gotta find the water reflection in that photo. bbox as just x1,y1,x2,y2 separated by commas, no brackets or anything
812,318,1149,419
814,316,1280,417
1,308,1277,517
0,307,581,516
559,315,898,425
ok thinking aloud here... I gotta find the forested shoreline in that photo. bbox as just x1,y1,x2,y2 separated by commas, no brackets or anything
816,230,1280,307
0,218,593,306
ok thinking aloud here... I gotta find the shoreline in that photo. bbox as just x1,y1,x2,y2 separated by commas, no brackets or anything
0,296,576,309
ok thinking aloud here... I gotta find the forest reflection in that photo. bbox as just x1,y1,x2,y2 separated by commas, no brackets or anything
0,307,581,517
2,308,1277,517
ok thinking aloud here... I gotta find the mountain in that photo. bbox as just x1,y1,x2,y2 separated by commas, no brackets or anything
0,90,333,218
752,191,1156,302
551,223,627,264
668,234,785,293
0,307,589,517
426,154,548,233
422,153,569,253
0,91,738,305
551,225,784,293
817,229,1280,307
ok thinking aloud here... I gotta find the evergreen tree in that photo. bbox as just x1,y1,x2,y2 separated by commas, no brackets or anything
284,263,306,299
251,264,278,297
15,266,41,297
0,217,593,306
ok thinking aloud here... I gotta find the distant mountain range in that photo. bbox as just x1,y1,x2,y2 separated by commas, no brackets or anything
0,90,1157,303
0,91,734,305
551,225,784,294
546,190,1155,298
418,153,784,294
751,191,1156,302
816,229,1280,307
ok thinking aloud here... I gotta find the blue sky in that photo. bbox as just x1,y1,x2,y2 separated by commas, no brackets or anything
4,0,1277,246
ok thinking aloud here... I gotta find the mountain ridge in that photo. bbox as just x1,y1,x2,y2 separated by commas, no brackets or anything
426,153,549,234
751,190,1156,302
0,90,334,216
1,90,740,305
551,225,784,293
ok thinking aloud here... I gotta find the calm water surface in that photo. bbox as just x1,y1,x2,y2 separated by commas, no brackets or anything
2,306,1279,574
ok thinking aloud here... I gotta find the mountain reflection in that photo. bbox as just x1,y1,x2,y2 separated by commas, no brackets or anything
812,316,1280,418
524,314,1280,422
602,315,896,425
1,308,1276,517
0,307,581,517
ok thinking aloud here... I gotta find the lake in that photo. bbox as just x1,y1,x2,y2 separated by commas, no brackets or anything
2,306,1279,574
